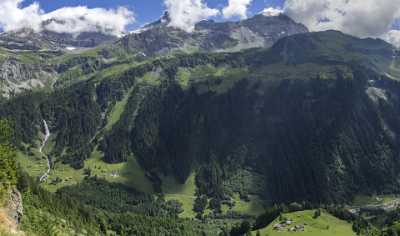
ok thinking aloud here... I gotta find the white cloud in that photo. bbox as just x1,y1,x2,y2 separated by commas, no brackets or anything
43,6,134,37
0,0,43,32
384,30,400,47
283,0,400,46
164,0,219,32
0,0,135,36
261,7,283,17
223,0,253,19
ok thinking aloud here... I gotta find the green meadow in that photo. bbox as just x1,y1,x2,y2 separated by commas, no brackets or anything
252,210,356,236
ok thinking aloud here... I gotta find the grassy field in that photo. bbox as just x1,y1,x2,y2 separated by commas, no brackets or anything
162,173,197,218
252,210,356,236
86,147,154,193
221,193,265,216
104,88,133,131
352,195,398,206
44,162,85,193
16,150,83,192
16,145,154,194
17,145,266,217
137,72,161,86
16,151,48,179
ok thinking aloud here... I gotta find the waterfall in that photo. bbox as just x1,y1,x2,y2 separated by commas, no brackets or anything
39,120,51,182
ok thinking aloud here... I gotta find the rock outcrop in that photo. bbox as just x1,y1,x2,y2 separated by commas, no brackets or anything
0,188,24,235
0,27,117,51
0,58,56,97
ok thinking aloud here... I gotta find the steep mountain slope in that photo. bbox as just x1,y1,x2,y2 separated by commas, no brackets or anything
0,26,116,97
0,28,116,51
102,31,400,204
0,50,58,97
3,30,400,211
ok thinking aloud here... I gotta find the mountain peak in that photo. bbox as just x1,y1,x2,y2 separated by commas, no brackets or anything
142,11,172,29
160,11,171,24
120,12,308,56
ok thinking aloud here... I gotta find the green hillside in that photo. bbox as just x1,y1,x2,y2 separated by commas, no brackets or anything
253,210,356,236
163,173,197,218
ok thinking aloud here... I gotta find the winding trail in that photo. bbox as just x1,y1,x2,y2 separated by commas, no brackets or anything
39,120,51,182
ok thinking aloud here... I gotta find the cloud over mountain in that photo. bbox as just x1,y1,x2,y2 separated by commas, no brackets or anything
385,30,400,47
261,7,283,17
0,0,43,32
42,6,134,37
284,0,400,47
0,0,134,36
164,0,219,32
223,0,253,19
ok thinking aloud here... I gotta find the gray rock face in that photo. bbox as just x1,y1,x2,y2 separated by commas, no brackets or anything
0,188,24,235
41,30,117,49
0,58,56,97
0,29,57,51
6,188,23,225
117,12,308,56
0,27,117,51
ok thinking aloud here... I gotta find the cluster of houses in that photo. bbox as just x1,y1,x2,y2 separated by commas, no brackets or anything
273,220,305,232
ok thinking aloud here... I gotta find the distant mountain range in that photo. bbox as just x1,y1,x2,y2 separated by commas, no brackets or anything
0,11,308,53
118,11,308,56
0,12,308,97
0,28,116,51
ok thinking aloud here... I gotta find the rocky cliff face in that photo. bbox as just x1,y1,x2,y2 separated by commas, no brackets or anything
0,28,117,51
6,189,23,226
116,12,308,56
0,29,57,51
0,188,24,235
0,58,56,97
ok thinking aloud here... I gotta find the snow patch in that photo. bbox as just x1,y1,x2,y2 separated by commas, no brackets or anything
367,87,388,103
261,7,283,17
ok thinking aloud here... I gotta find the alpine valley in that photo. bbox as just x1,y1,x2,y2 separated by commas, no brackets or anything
1,10,400,236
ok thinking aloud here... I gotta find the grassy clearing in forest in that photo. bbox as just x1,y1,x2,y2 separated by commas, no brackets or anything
84,148,154,193
352,195,398,206
16,146,154,194
221,193,265,216
162,173,197,218
104,88,133,131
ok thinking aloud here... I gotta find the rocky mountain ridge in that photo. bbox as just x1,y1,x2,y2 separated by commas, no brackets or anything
0,58,56,97
0,189,24,236
117,11,308,56
0,13,308,98
0,28,117,51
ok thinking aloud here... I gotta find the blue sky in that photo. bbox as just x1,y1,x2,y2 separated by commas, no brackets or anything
21,0,284,29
